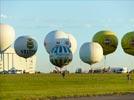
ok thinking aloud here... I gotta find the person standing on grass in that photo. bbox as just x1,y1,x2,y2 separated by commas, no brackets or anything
61,71,66,78
127,72,131,80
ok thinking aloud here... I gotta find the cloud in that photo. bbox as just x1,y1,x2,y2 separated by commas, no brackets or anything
85,23,92,28
129,18,134,23
0,14,8,19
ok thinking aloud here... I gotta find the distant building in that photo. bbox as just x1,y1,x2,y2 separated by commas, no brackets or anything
0,47,36,74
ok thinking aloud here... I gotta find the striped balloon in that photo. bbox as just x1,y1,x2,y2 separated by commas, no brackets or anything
49,45,73,68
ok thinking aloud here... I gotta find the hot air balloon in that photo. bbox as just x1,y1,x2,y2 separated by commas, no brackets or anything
14,36,38,59
79,42,103,65
66,33,77,54
121,31,134,56
44,30,77,54
0,24,15,73
0,24,15,53
49,45,73,68
92,31,118,56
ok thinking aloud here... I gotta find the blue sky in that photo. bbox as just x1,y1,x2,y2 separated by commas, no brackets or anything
0,0,134,72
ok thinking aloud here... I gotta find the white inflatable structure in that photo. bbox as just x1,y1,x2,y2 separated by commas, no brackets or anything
0,24,15,52
79,42,103,65
44,30,77,54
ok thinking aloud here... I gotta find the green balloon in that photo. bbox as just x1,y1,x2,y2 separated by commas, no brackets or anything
121,31,134,56
92,31,118,56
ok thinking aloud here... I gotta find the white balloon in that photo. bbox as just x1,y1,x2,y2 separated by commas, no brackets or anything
0,24,15,52
79,42,103,65
49,45,73,68
67,33,77,54
14,36,38,58
44,30,77,54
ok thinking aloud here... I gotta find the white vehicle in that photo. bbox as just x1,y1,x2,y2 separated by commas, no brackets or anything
111,67,128,73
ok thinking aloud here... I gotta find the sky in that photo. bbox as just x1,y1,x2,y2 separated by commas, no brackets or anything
0,0,134,72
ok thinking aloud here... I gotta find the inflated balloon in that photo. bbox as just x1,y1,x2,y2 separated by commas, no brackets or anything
14,36,38,58
121,31,134,56
44,30,77,54
49,45,73,68
92,31,118,55
67,33,77,54
0,24,15,52
79,42,103,65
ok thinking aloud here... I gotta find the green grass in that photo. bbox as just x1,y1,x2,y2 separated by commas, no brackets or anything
0,73,134,100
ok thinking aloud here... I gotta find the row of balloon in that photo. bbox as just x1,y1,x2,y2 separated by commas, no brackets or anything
80,31,118,70
79,31,134,70
0,23,133,73
44,30,77,74
0,24,38,72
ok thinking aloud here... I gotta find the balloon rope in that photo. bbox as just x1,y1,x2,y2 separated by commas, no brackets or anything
104,56,106,68
0,53,2,61
0,53,2,72
12,53,14,69
60,68,62,76
90,64,93,74
7,53,9,72
26,59,27,69
3,53,4,72
60,68,62,73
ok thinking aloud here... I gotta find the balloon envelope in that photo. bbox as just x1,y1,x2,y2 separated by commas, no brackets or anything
14,36,38,58
67,33,77,54
0,24,15,52
44,30,77,54
92,31,118,56
79,42,103,65
49,45,73,68
121,31,134,56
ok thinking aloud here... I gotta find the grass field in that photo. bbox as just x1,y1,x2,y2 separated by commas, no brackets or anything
0,73,134,100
